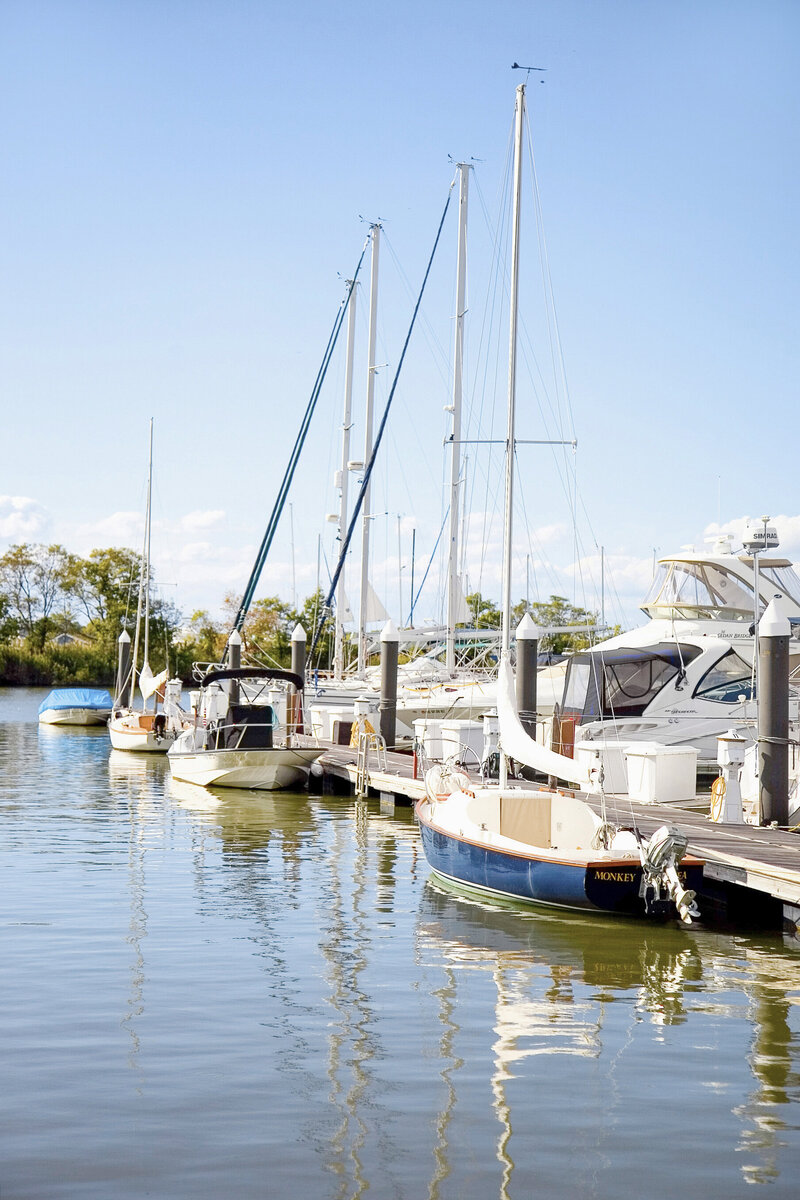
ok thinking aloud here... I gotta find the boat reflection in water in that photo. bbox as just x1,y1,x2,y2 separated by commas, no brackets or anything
417,879,800,1198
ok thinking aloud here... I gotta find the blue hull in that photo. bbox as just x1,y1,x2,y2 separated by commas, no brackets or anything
418,812,702,919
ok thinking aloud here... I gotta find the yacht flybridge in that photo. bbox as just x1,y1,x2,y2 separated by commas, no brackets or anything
559,529,800,764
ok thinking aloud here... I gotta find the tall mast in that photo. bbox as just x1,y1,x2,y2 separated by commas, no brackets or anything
446,162,470,674
500,84,526,789
501,84,525,657
130,418,153,707
334,279,357,680
358,223,381,675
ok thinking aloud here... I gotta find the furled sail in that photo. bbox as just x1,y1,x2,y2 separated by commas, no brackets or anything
139,664,169,702
497,657,594,789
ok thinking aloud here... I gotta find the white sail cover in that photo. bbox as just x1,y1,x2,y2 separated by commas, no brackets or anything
139,664,169,702
497,657,593,789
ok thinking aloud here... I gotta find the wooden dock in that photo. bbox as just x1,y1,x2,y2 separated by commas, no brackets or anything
318,744,800,935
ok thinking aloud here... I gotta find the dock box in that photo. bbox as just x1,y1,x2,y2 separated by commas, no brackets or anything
574,739,630,795
625,742,698,805
440,719,484,769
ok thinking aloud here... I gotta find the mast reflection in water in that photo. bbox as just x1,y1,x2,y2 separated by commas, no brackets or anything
1,687,799,1199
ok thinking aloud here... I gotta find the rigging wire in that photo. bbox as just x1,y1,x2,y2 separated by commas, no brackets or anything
309,182,456,659
227,235,371,648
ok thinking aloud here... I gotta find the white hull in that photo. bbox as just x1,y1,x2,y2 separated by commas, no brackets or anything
108,713,176,754
168,745,322,790
39,708,110,726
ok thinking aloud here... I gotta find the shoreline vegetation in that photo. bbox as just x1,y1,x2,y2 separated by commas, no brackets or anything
0,541,603,689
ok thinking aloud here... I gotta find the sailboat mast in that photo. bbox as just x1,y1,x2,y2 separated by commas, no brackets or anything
142,419,154,709
499,84,526,790
446,162,470,674
358,223,381,675
129,419,153,708
501,84,526,657
334,279,357,680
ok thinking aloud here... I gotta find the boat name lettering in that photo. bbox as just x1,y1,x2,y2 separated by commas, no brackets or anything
592,868,691,884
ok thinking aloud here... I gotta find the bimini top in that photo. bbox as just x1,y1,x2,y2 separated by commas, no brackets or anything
38,688,113,715
200,667,304,691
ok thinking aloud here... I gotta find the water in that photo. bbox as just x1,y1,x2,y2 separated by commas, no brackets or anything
2,688,800,1199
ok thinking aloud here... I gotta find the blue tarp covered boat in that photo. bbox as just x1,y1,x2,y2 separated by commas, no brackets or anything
38,688,113,726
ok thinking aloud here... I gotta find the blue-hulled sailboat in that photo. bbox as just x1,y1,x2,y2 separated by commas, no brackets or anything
415,83,702,924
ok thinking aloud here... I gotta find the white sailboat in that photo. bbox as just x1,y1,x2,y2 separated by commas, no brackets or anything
416,83,702,923
109,421,185,753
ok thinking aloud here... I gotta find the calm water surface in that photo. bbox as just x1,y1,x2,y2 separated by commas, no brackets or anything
2,687,800,1198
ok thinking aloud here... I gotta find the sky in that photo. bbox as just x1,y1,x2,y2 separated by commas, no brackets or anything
1,0,798,636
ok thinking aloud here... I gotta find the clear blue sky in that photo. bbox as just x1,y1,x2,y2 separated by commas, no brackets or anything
2,0,798,632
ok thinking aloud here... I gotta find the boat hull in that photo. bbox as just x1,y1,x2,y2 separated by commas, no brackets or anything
39,708,110,726
108,714,176,754
416,802,703,919
167,745,322,790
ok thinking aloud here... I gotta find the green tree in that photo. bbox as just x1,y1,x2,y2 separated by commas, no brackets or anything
297,588,335,669
465,591,502,629
513,594,607,654
61,546,142,649
0,543,72,651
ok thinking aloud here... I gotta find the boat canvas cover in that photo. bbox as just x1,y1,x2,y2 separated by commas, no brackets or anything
38,688,113,715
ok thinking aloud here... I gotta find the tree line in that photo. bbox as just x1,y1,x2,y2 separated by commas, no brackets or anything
0,542,334,687
0,542,609,687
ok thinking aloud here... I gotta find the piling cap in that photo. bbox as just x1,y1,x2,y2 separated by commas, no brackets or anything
380,618,399,643
760,597,791,639
118,629,131,644
228,629,242,646
516,612,543,640
291,623,307,643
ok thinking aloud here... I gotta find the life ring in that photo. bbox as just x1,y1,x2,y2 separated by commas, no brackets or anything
709,776,726,823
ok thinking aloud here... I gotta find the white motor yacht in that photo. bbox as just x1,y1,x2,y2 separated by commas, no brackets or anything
559,530,800,765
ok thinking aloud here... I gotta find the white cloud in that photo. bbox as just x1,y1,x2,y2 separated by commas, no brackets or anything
0,495,50,541
72,511,144,551
179,510,226,534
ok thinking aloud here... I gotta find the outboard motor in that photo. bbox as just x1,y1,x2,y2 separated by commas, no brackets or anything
639,825,700,924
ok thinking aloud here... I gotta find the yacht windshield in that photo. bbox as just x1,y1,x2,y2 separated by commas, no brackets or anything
760,564,800,606
693,650,754,703
642,560,755,620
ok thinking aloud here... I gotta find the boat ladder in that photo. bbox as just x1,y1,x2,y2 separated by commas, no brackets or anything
355,726,387,798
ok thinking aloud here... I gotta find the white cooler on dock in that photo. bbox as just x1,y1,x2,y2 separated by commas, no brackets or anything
625,742,698,805
440,719,484,768
574,740,629,794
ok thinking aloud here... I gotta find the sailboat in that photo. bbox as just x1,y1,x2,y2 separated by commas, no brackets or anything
109,421,185,753
415,84,703,923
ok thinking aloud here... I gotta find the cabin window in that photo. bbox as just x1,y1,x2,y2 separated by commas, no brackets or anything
562,661,591,712
693,650,754,703
602,657,680,717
